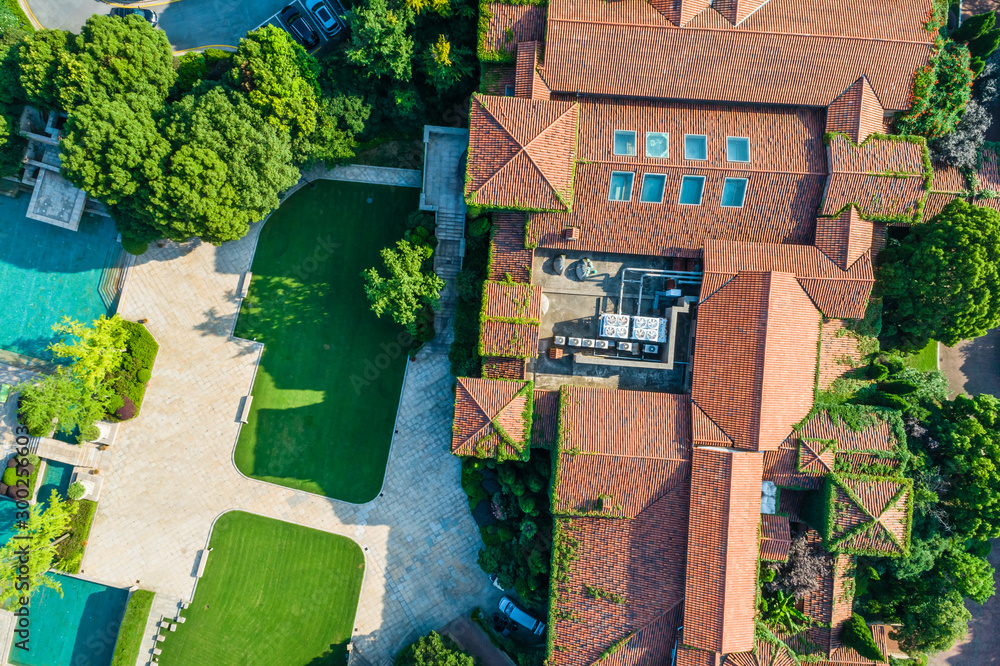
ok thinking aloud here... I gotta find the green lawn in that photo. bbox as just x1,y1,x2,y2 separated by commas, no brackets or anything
158,511,365,666
904,340,939,372
235,180,418,502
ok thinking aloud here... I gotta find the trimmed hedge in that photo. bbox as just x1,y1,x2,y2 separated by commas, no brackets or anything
54,499,97,574
3,454,40,502
110,589,155,666
106,321,158,422
841,613,885,662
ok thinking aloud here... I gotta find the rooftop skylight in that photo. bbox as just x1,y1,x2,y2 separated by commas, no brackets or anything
721,178,748,207
727,137,750,163
684,135,707,161
609,172,634,201
640,174,666,203
678,175,705,205
613,131,637,156
645,132,669,159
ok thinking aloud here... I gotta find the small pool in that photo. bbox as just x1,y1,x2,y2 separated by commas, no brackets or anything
0,195,119,361
8,573,129,666
0,459,75,543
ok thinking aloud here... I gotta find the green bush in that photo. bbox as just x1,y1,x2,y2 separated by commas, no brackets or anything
3,456,41,501
110,589,155,666
879,380,919,395
137,368,151,383
468,216,492,239
106,321,158,421
121,237,148,256
2,466,16,487
461,459,488,509
395,631,473,666
867,392,911,411
868,362,889,381
54,499,97,574
67,482,86,501
884,357,906,375
841,613,886,662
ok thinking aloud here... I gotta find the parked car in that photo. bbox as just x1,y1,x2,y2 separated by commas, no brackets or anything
499,596,545,636
307,0,342,36
110,7,158,27
279,5,320,49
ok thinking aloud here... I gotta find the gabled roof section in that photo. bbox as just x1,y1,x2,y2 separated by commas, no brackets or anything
451,378,533,460
821,135,929,223
692,271,820,452
684,447,763,654
815,208,875,272
480,3,546,60
713,0,770,25
798,438,836,475
760,514,792,562
467,95,578,212
541,0,933,109
515,41,549,100
701,239,874,319
826,77,885,145
479,281,542,359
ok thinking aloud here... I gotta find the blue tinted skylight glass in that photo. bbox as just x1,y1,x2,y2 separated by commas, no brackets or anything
640,174,666,203
613,131,637,156
684,135,707,160
609,172,634,201
727,137,750,162
678,176,704,205
721,178,747,207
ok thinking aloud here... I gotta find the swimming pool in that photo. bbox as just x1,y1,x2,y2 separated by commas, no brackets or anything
0,459,75,543
0,195,119,361
8,573,129,666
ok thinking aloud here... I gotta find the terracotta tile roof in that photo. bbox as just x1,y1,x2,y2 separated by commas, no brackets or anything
488,212,533,282
973,148,1000,214
818,318,863,390
828,474,912,556
922,191,958,221
467,95,578,212
826,77,885,145
451,377,532,459
480,319,540,358
480,281,542,359
526,99,826,258
482,356,526,379
515,41,549,100
692,271,820,452
481,3,546,58
821,135,929,222
550,485,689,666
479,64,516,96
540,0,933,109
930,163,967,193
760,514,792,562
724,642,796,666
692,402,733,448
764,447,825,490
483,281,541,320
815,208,875,272
684,447,763,653
700,239,874,319
676,647,720,666
798,438,836,474
531,388,559,447
797,410,897,453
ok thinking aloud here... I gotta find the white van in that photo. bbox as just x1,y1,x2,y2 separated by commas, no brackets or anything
499,596,546,636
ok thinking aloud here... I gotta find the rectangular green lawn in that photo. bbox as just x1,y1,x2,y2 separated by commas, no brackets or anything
904,339,939,372
158,511,365,666
235,181,418,502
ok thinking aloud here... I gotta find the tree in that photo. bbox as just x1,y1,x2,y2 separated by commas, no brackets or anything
16,372,110,441
896,41,974,139
362,239,444,334
225,26,320,143
879,199,1000,347
292,95,370,165
172,48,231,98
346,0,415,81
0,492,75,610
115,85,300,245
893,588,971,654
930,99,991,168
55,15,174,111
765,535,830,600
0,112,25,178
952,12,1000,61
59,96,170,205
17,29,69,110
0,27,25,107
395,632,473,666
422,34,474,94
49,315,130,392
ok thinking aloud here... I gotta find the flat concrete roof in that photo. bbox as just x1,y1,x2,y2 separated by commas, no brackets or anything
25,168,87,231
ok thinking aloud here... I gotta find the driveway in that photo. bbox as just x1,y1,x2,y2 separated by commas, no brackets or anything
23,0,294,51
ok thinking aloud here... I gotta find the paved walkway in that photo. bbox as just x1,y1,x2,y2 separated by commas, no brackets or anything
78,186,494,662
939,328,1000,399
301,163,423,189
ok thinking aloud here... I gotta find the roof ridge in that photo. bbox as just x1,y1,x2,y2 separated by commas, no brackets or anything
469,97,524,197
583,600,686,666
575,451,690,462
521,103,578,206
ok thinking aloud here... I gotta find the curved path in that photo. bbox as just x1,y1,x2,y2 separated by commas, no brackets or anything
81,214,494,661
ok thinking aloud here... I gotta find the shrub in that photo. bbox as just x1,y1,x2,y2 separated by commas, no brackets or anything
468,216,491,239
896,41,974,139
868,362,890,381
137,368,151,383
1,467,16,487
54,498,96,573
841,613,886,662
879,380,920,395
114,395,137,420
106,321,158,421
395,631,473,666
109,589,155,666
866,391,911,411
79,423,100,442
67,482,86,501
121,237,148,255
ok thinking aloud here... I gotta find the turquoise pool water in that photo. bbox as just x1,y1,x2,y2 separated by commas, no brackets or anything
8,573,129,666
0,195,119,360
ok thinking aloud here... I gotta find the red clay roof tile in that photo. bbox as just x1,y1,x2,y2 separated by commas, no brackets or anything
829,474,911,555
481,3,546,58
515,41,549,100
826,77,885,145
451,377,532,459
821,136,928,222
489,213,533,282
815,208,875,272
760,514,792,561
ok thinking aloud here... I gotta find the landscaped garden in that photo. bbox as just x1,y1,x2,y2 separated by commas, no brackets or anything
234,180,420,503
157,511,365,665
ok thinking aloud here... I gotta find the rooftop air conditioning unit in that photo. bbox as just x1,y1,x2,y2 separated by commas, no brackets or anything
553,336,566,345
569,337,583,347
583,339,595,348
595,340,609,349
643,344,659,354
618,341,634,352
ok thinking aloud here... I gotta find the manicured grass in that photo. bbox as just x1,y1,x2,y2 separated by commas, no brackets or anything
904,340,938,372
158,511,365,666
55,499,97,574
110,589,155,666
2,0,34,31
234,180,417,502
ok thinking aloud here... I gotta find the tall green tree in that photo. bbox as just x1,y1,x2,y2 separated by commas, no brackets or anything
395,632,473,666
422,34,473,94
0,492,75,610
879,199,1000,347
49,315,130,392
55,15,174,111
362,239,444,334
17,28,69,110
115,85,299,245
346,0,415,81
59,96,170,205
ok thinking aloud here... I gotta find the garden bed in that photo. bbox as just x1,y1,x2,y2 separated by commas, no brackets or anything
54,499,97,574
110,589,155,666
105,320,158,422
2,454,41,503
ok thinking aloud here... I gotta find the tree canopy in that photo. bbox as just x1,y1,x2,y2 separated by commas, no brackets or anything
896,41,974,139
0,492,75,610
879,199,1000,347
362,239,444,334
346,0,416,81
17,29,68,110
394,632,474,666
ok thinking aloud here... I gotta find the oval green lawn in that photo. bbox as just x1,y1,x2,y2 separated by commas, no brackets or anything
158,511,365,666
234,180,418,502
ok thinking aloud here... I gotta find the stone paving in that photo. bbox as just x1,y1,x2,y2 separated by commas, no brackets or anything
78,185,495,662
